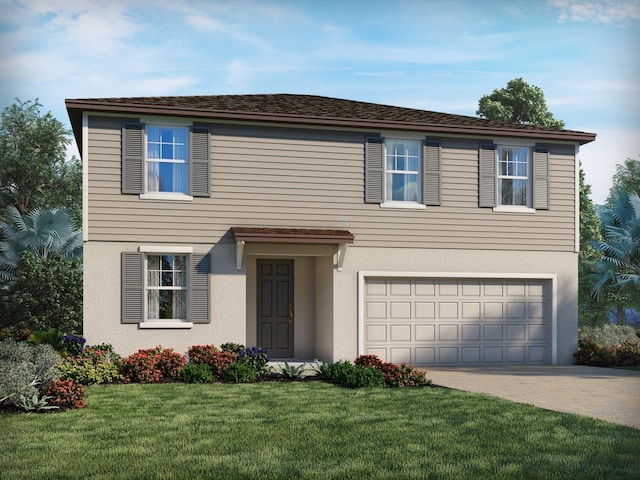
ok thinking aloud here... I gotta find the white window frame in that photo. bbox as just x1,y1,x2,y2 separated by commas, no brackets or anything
140,124,193,201
381,137,425,209
139,245,193,329
494,141,535,214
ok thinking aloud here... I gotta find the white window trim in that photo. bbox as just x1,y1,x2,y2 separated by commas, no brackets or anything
142,251,191,324
495,144,533,210
493,205,536,214
144,125,190,197
380,202,426,210
357,271,558,365
383,138,422,205
139,193,194,201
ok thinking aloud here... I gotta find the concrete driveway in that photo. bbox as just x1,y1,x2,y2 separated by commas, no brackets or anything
426,365,640,429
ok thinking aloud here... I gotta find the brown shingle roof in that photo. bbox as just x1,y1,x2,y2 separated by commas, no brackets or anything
231,227,354,244
66,93,596,149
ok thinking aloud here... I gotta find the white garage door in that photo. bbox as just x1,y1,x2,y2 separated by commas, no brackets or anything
362,277,551,365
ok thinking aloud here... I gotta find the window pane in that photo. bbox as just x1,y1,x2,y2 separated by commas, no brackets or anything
147,127,160,143
161,143,173,159
500,179,527,206
388,173,418,202
157,163,188,193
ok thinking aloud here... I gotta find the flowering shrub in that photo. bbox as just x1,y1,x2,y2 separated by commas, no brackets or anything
187,345,220,365
354,355,430,387
58,344,122,385
61,334,86,356
120,346,186,383
237,347,270,376
209,351,238,379
41,379,86,410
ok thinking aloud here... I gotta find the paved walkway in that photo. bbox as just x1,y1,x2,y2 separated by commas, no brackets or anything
425,365,640,429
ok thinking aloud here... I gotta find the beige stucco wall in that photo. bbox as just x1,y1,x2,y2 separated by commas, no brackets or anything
84,242,577,364
84,242,245,356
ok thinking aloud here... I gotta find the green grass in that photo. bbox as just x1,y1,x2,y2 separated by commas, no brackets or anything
2,383,639,479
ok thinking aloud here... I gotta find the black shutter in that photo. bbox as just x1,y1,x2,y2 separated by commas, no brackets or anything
190,253,210,324
122,123,144,194
365,137,384,203
423,140,441,206
121,252,143,323
479,144,497,208
190,127,210,197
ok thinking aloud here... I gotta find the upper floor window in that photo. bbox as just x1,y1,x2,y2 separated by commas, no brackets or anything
146,126,189,194
365,136,441,207
479,143,549,211
122,123,210,199
497,145,530,206
385,139,421,203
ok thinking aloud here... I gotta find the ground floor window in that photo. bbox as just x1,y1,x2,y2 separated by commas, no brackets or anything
146,254,188,320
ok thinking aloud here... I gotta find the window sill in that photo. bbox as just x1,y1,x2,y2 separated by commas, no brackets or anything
139,193,193,201
492,206,536,214
380,202,426,210
139,322,193,329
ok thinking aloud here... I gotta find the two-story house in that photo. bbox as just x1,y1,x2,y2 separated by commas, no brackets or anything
66,94,595,365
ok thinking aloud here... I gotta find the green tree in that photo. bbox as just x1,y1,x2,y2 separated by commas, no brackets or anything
607,157,640,202
0,99,81,221
0,251,83,334
578,166,608,325
477,78,565,129
591,190,640,325
0,206,82,281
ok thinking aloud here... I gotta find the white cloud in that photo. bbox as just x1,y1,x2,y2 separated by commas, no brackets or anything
548,0,640,23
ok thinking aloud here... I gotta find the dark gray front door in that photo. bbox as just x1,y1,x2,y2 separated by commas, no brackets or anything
257,259,294,358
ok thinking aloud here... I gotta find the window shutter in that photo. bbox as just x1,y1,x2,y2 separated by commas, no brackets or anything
365,137,384,203
121,252,143,323
423,140,441,206
122,123,144,194
479,144,497,208
533,147,550,210
190,253,210,324
190,127,210,197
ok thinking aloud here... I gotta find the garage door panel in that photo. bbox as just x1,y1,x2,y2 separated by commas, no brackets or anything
363,277,551,366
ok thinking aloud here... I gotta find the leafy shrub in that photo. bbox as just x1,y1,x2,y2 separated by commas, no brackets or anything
181,362,215,383
354,355,430,387
209,351,238,379
237,346,270,376
0,252,82,334
0,339,61,408
222,363,257,383
220,342,244,353
615,340,640,366
16,393,58,411
58,344,122,385
0,327,32,341
40,379,86,409
579,324,640,347
323,361,386,388
120,346,186,384
575,339,618,366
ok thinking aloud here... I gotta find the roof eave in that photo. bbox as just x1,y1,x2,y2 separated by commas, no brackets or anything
65,100,597,145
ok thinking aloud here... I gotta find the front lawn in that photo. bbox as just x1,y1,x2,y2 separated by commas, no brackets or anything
2,383,638,479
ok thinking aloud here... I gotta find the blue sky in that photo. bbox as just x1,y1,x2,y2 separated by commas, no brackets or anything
1,0,638,204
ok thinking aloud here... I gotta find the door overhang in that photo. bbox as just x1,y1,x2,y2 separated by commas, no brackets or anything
232,227,354,271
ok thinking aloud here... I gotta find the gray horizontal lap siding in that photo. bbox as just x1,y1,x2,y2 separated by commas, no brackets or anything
87,116,576,251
